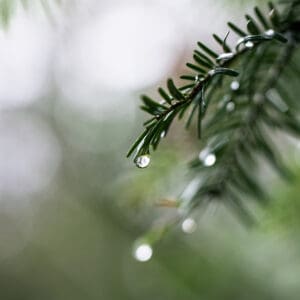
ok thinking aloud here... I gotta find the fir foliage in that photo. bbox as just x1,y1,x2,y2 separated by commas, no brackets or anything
128,0,300,228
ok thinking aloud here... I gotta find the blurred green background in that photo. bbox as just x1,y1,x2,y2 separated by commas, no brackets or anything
0,0,300,299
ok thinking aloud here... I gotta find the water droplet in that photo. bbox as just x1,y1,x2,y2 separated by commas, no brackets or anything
226,101,235,112
265,29,275,37
199,149,216,167
135,155,151,168
216,52,234,61
160,131,166,138
230,81,240,91
195,75,205,82
245,41,254,49
133,243,153,262
204,154,216,166
181,218,197,234
208,69,216,76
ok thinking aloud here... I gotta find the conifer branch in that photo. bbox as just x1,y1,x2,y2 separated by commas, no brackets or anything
128,0,300,232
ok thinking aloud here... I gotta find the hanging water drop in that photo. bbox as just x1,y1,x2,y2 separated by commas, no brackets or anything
160,131,166,138
133,243,153,262
245,41,254,49
265,29,275,37
181,218,197,234
199,148,216,167
204,154,216,166
230,81,240,91
208,69,216,76
216,52,234,62
135,155,151,168
226,101,235,112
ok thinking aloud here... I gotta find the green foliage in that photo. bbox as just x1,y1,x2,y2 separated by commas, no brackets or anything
0,0,59,27
128,0,300,231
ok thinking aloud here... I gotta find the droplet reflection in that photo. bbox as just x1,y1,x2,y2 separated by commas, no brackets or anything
265,29,275,37
199,148,217,167
133,243,153,262
160,131,166,138
181,218,197,234
204,154,216,166
245,41,254,49
135,155,151,168
217,52,234,61
208,69,216,76
226,101,235,112
199,149,216,167
230,81,240,91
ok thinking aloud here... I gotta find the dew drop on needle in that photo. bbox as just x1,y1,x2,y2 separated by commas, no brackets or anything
133,243,153,262
135,155,151,168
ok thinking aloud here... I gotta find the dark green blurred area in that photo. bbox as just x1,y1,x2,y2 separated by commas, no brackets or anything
1,0,300,300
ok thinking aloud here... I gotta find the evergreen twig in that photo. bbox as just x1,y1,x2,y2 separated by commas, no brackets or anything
128,0,300,234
